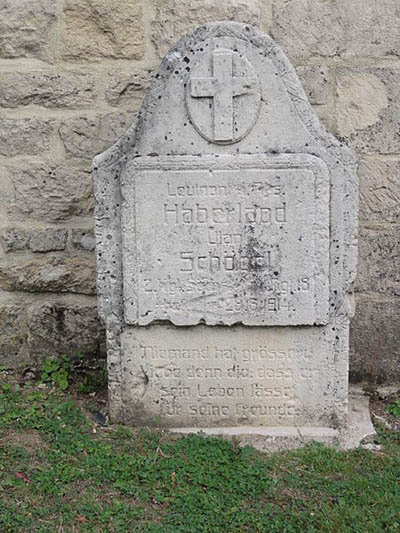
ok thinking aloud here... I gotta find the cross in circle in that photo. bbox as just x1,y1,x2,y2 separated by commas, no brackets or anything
190,48,258,143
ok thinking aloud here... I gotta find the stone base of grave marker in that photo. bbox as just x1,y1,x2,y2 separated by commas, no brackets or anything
172,388,375,452
93,22,371,449
119,324,348,429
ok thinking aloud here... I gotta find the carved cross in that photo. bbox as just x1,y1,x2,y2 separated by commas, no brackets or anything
190,49,258,143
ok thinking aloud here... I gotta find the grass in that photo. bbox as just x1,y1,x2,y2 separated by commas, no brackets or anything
0,380,399,532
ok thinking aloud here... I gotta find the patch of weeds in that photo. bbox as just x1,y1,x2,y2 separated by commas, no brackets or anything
386,400,400,418
40,353,107,396
41,355,76,391
373,424,400,445
78,366,107,394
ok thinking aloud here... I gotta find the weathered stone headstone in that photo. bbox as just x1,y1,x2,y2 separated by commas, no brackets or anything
93,23,362,448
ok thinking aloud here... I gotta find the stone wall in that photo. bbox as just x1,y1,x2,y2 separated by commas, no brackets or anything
0,0,398,382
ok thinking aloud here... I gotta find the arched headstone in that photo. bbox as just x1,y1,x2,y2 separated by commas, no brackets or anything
93,22,364,448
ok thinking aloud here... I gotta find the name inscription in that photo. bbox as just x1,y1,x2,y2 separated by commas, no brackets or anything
122,155,329,326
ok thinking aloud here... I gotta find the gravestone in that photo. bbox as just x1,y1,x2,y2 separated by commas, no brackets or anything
93,22,365,448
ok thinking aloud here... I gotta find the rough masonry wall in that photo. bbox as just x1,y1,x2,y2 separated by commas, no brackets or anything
0,0,398,382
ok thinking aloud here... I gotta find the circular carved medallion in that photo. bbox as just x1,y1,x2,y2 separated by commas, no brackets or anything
186,46,261,145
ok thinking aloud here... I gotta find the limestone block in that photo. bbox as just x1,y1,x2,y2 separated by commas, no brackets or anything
356,226,400,297
0,305,27,366
8,161,93,222
350,295,400,383
97,113,138,155
71,229,96,252
59,117,99,160
296,65,331,105
336,71,388,135
272,0,400,60
340,0,400,59
0,119,55,157
336,68,400,153
358,158,400,223
0,256,96,295
27,303,105,359
151,0,265,57
312,105,333,132
105,70,153,107
62,0,144,60
0,0,56,61
59,113,137,160
1,228,68,253
29,230,68,252
1,229,30,253
272,0,345,60
0,71,97,109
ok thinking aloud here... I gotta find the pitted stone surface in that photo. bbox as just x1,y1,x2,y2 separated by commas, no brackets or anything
187,42,261,143
122,154,329,326
120,324,348,428
93,22,358,435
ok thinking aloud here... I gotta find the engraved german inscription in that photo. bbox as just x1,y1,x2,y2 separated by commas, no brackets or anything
122,155,330,327
121,325,332,427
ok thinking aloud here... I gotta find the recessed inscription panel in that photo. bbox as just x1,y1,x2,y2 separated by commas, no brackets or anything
121,325,345,428
122,155,329,326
